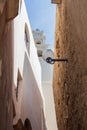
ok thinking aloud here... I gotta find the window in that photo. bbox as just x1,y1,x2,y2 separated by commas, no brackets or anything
25,23,30,55
37,50,43,57
13,101,16,118
15,70,22,101
25,30,29,43
36,42,41,44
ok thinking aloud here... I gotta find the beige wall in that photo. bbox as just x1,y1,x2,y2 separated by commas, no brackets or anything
0,15,13,130
0,1,19,129
0,3,16,130
53,0,87,130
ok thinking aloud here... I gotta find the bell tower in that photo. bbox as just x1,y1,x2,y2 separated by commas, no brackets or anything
32,29,50,57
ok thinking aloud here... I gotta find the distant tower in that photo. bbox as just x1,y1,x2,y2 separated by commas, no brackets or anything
33,29,46,44
33,29,58,130
33,29,52,81
33,29,50,63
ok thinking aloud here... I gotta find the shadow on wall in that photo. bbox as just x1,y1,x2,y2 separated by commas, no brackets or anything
13,118,32,130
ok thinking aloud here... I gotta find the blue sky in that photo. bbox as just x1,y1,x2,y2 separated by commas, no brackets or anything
25,0,56,50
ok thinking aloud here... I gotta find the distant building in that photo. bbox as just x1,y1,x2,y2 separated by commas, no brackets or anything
33,29,58,130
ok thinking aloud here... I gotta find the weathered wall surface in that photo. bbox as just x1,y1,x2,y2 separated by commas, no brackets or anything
53,0,87,130
0,16,13,130
0,1,19,129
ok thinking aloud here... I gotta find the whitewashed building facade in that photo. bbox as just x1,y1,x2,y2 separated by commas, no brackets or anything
13,1,47,130
33,29,58,130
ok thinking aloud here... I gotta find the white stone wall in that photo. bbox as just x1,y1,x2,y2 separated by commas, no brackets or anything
13,1,45,130
39,57,53,82
33,29,58,130
40,58,58,130
42,81,58,130
14,1,42,89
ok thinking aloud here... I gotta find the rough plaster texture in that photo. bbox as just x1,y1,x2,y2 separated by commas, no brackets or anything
0,20,13,130
53,0,87,130
0,1,19,130
0,60,2,77
0,0,19,21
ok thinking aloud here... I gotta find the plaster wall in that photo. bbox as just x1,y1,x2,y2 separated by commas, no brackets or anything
39,57,58,130
0,1,19,129
13,0,42,89
53,0,87,130
0,19,13,130
42,81,58,130
33,29,58,130
13,0,45,129
39,57,53,82
21,54,43,130
0,2,13,130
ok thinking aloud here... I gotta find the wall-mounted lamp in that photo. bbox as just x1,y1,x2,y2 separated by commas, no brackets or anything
42,49,68,64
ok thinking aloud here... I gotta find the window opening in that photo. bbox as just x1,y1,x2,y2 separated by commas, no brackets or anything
15,70,22,101
37,50,43,57
36,42,41,44
25,23,30,55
